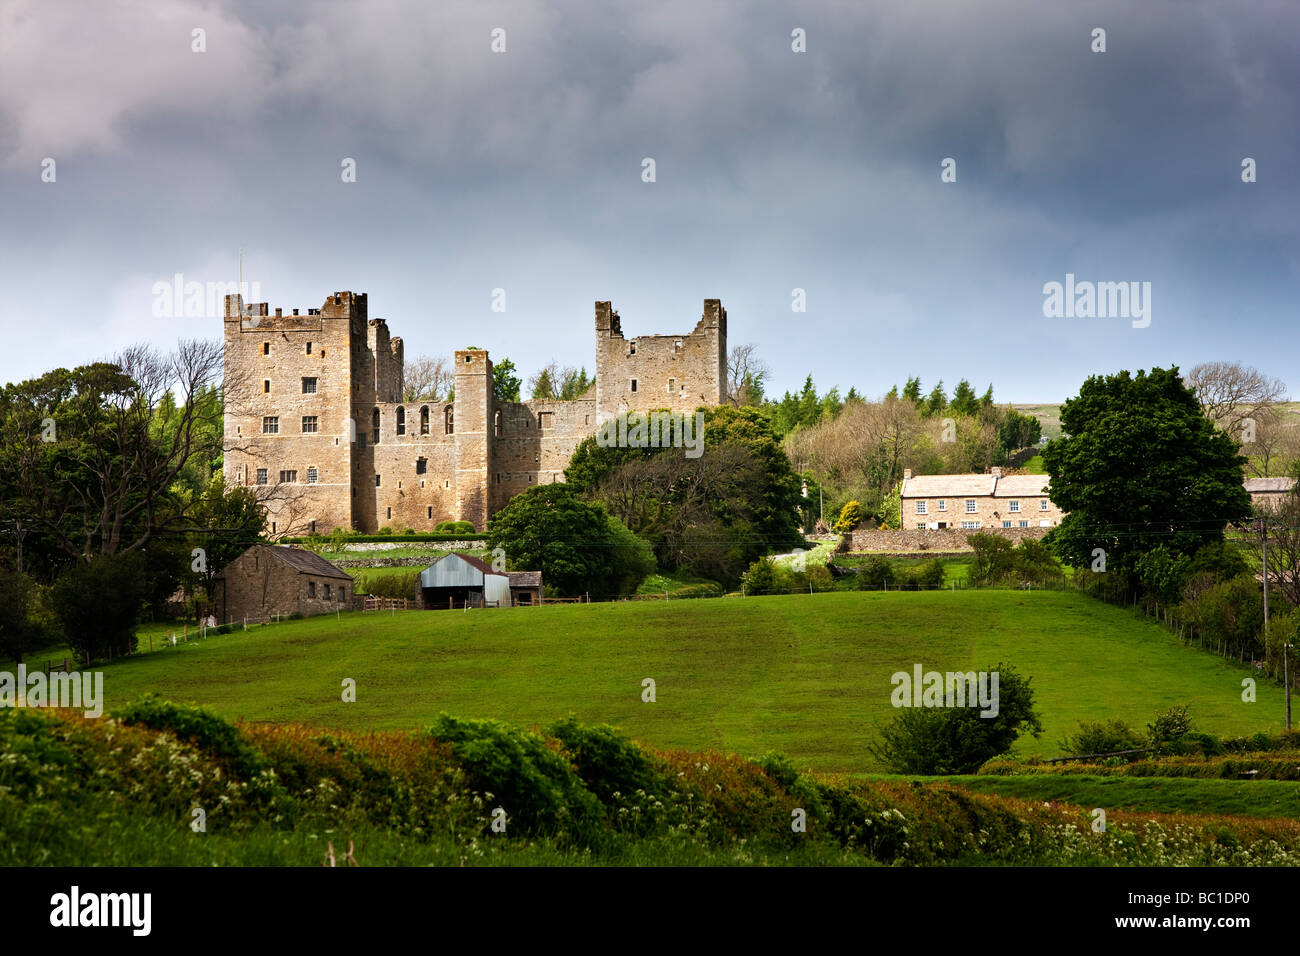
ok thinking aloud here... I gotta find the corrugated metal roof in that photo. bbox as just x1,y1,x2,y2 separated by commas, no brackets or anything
901,474,997,498
420,552,506,589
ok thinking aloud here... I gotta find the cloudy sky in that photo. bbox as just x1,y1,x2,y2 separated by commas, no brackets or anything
2,0,1296,402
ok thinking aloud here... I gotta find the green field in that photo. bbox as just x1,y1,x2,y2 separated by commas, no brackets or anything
95,590,1285,772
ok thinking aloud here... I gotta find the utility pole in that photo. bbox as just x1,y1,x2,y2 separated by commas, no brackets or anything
1256,514,1289,730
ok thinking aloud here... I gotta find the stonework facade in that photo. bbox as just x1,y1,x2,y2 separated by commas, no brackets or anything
212,545,353,623
223,292,727,534
899,467,1064,533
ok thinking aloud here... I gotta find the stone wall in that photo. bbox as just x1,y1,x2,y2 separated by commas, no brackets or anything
848,526,1051,553
593,299,726,424
215,547,352,623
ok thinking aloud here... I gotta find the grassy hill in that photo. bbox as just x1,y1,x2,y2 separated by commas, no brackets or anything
98,590,1285,772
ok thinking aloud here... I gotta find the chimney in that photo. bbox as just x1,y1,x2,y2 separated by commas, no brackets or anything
903,469,913,480
991,466,1003,478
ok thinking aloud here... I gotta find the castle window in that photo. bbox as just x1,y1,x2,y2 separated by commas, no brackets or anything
302,377,317,394
263,380,270,393
630,379,637,392
358,433,366,449
667,378,675,393
306,342,312,354
420,406,430,435
416,457,427,475
538,412,553,430
256,468,268,485
302,416,318,433
464,354,472,363
445,405,454,435
629,341,637,355
372,408,380,444
279,470,298,483
262,416,279,434
427,507,432,519
263,342,270,355
396,407,406,436
271,521,276,534
311,521,317,534
375,474,381,487
674,339,682,351
494,410,502,437
387,507,392,520
307,467,318,483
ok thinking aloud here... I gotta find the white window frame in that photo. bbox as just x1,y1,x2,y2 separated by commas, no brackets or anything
965,499,977,513
937,500,946,511
1039,499,1048,511
915,501,927,514
961,520,980,530
1009,500,1020,513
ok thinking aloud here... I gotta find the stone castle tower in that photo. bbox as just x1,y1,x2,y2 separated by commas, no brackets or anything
223,292,728,535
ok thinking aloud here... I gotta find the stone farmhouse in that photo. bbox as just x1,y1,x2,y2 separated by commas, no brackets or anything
212,545,353,624
901,467,1063,531
223,291,727,535
1244,476,1297,511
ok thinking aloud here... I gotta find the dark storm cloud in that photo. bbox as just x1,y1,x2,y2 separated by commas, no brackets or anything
1,0,1296,401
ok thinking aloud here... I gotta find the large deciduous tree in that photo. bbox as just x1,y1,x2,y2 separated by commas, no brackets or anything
1042,367,1251,576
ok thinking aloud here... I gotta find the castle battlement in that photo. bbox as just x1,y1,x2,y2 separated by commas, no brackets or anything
224,290,726,536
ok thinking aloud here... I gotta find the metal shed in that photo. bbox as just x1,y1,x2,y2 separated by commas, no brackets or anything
419,553,512,609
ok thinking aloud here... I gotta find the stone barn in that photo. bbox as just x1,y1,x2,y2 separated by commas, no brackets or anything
213,545,353,624
419,553,542,609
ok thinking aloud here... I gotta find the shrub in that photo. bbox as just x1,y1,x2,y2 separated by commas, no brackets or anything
904,558,945,590
434,520,477,535
741,557,778,595
1058,718,1145,757
870,662,1043,774
355,571,419,600
113,695,266,780
1147,705,1194,747
968,533,1016,585
832,500,862,534
429,714,604,844
547,718,663,807
856,556,896,589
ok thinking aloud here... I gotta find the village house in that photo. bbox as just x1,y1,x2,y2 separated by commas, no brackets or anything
212,545,353,624
1244,476,1297,511
901,467,1063,531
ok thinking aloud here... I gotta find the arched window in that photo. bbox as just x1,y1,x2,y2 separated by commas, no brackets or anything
372,408,380,444
420,406,430,435
494,409,502,437
445,404,454,435
396,406,406,436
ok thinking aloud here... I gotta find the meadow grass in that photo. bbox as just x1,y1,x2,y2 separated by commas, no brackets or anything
94,590,1287,772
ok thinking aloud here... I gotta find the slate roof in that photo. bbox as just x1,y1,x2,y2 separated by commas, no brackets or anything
1244,477,1296,494
507,571,542,588
900,474,997,498
264,546,353,581
992,475,1052,497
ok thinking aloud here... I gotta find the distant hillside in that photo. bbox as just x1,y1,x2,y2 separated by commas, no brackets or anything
1013,401,1300,442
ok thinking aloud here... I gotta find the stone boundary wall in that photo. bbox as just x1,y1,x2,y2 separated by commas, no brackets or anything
848,527,1050,553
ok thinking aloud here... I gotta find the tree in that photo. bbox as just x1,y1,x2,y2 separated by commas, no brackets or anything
901,377,922,403
403,355,453,402
485,484,653,597
1258,481,1300,608
726,344,769,406
529,361,594,401
492,357,522,403
0,341,224,562
1185,361,1286,435
995,408,1042,459
51,552,147,665
949,380,980,418
920,381,947,418
871,662,1042,773
833,500,862,534
1042,367,1252,576
186,477,267,619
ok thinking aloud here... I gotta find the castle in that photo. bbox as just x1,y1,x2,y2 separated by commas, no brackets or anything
222,291,728,535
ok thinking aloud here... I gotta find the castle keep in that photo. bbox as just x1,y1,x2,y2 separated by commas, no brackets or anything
223,292,727,534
